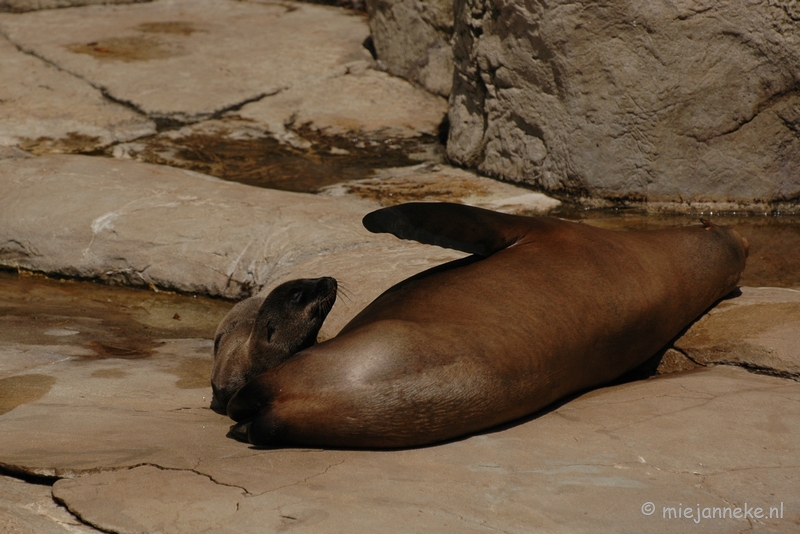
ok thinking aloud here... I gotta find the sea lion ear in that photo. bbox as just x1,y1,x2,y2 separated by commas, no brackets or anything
362,202,528,256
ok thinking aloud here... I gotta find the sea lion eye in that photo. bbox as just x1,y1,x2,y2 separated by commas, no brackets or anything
291,290,304,304
266,321,275,342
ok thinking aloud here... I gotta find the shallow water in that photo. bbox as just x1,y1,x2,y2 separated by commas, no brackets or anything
0,271,232,355
553,208,800,290
123,126,446,193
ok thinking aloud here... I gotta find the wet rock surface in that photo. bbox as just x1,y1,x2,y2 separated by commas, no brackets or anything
0,0,374,123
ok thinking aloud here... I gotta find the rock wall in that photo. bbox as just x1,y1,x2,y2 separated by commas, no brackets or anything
446,0,800,204
366,0,455,96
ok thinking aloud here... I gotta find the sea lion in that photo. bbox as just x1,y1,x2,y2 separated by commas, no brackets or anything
210,277,337,412
227,202,749,448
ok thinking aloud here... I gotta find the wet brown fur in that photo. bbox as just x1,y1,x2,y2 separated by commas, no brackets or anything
228,204,749,448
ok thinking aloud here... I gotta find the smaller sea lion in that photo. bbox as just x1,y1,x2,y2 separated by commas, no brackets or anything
210,277,337,412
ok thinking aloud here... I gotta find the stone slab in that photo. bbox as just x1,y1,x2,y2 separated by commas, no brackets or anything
320,162,561,213
0,36,155,152
234,65,448,140
675,286,800,377
45,367,800,534
0,0,376,123
0,154,565,338
0,474,101,534
0,154,467,338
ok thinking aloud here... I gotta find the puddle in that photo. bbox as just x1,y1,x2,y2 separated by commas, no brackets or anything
128,124,444,193
0,374,57,416
0,270,232,357
171,356,214,389
551,207,800,289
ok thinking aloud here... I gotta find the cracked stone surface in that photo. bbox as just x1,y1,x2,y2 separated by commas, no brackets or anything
446,0,800,205
0,35,156,153
0,474,101,533
233,64,447,140
0,0,451,195
0,0,389,124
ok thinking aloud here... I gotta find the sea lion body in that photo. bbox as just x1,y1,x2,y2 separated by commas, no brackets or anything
227,204,748,448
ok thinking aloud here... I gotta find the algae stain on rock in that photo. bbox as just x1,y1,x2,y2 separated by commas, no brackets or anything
66,36,182,62
18,132,104,155
133,124,439,193
0,374,56,416
65,21,202,62
170,357,212,389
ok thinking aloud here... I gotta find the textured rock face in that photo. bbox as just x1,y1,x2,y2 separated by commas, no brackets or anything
367,0,454,96
447,0,800,204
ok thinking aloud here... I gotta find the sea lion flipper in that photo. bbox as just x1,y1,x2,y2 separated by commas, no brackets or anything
362,202,529,256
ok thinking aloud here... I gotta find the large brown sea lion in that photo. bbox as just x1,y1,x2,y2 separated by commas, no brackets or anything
226,203,749,448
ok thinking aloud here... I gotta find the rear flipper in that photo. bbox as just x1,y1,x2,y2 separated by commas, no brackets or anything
226,373,287,446
227,413,284,447
226,373,272,422
362,202,535,256
228,421,251,443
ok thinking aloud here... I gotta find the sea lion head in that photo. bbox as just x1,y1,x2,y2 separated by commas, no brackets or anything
210,277,337,413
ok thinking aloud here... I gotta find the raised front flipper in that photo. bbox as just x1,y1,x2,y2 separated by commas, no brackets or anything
362,202,535,256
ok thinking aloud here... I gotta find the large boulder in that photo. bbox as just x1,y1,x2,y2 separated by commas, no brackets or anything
446,0,800,205
366,0,455,96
